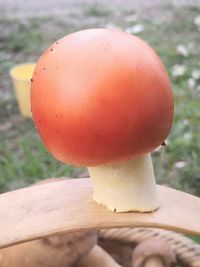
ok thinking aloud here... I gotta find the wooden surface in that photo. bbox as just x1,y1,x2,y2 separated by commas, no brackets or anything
0,178,200,249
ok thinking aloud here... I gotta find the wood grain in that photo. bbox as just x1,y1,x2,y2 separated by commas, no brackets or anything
0,178,200,249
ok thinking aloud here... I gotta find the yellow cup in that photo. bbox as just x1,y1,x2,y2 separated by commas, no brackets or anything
10,63,35,118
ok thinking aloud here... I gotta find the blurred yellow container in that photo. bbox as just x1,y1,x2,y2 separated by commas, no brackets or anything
10,63,35,118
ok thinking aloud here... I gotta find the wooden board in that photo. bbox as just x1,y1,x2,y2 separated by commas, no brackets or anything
0,178,200,249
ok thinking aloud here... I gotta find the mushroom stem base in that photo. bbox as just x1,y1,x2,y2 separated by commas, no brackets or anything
88,154,160,212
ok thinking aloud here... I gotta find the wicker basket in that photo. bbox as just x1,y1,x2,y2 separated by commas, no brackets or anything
1,227,200,267
98,228,200,267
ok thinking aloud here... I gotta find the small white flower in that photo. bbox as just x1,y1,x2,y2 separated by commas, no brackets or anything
188,78,196,90
183,119,189,126
171,64,186,77
174,161,187,169
192,69,200,80
125,14,138,22
193,15,200,26
125,24,144,34
196,85,200,92
176,44,189,57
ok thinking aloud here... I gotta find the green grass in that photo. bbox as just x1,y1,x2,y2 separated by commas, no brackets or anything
0,6,200,193
1,6,200,192
189,235,200,244
84,3,111,17
0,133,73,192
0,4,200,243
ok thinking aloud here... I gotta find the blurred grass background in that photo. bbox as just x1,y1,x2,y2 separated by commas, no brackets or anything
0,1,200,241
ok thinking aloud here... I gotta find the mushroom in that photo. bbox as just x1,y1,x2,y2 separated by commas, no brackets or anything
31,29,173,212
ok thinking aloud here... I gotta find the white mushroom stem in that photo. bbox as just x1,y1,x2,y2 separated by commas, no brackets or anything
88,153,160,212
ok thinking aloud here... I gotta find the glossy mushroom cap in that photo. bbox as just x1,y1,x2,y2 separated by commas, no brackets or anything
31,29,173,166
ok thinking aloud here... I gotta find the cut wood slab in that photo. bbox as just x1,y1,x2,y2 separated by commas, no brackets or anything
0,178,200,249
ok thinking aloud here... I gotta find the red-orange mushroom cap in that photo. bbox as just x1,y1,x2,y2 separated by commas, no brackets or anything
31,29,174,166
